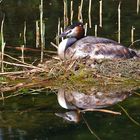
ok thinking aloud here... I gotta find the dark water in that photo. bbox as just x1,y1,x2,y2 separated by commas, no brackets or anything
0,88,140,140
0,0,140,140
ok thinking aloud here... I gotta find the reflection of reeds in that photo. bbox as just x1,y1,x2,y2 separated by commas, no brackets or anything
0,15,6,72
118,2,121,43
99,0,103,27
88,0,92,28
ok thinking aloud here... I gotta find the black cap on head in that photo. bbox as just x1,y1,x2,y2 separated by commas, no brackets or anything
65,22,83,31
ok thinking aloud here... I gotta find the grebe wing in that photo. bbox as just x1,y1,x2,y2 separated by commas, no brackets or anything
66,36,136,59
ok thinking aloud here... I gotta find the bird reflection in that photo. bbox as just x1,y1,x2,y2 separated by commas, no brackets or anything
55,87,131,123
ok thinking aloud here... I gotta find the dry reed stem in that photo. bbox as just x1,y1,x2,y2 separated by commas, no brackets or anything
40,0,44,63
99,0,103,27
21,21,26,63
21,45,24,62
23,21,26,46
118,2,121,43
78,0,83,22
63,0,68,28
118,105,140,126
70,0,74,24
82,114,101,140
88,0,92,28
137,0,140,14
50,42,58,49
84,23,88,36
95,24,97,37
36,20,40,48
4,53,37,67
0,60,44,71
1,15,5,72
81,108,121,115
131,26,135,45
56,18,61,45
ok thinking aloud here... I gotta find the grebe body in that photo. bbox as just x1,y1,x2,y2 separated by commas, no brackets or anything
58,23,138,60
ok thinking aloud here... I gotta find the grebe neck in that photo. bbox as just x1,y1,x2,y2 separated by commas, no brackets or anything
58,37,77,59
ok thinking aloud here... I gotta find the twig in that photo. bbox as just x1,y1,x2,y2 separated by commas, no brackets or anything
3,53,45,69
129,39,140,48
50,42,58,49
0,71,28,75
81,108,121,115
118,104,140,126
82,114,101,140
0,61,44,71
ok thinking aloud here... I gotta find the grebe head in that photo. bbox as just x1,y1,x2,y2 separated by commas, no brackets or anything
60,22,85,39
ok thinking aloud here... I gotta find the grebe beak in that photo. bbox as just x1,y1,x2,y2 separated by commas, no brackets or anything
59,29,72,38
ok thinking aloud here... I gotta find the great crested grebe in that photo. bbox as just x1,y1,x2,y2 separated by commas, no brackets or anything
58,22,138,60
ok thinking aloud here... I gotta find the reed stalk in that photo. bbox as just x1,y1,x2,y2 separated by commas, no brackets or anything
131,26,135,45
137,0,140,14
88,0,92,28
95,24,97,37
84,23,88,36
60,27,64,41
78,0,83,22
118,2,121,43
36,20,40,48
70,0,74,24
0,15,5,72
56,18,60,45
39,0,44,63
21,21,26,62
99,0,103,27
63,0,68,28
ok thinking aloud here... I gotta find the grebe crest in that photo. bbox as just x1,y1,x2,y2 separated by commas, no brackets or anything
58,22,138,60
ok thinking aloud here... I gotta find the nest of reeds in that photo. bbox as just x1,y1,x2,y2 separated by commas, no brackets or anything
0,57,140,96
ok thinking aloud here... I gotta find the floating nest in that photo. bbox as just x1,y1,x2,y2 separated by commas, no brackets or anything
0,57,140,95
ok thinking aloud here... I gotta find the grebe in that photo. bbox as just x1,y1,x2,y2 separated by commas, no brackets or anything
58,22,138,60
